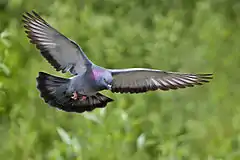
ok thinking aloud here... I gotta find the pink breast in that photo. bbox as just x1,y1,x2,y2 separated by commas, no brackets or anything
91,70,102,80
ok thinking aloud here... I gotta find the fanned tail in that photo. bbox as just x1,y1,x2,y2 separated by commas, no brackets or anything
36,72,113,113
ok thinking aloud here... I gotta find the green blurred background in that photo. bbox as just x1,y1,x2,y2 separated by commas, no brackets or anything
0,0,240,159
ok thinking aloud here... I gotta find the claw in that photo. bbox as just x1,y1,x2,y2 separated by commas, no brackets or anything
71,91,78,100
71,92,87,101
80,95,87,101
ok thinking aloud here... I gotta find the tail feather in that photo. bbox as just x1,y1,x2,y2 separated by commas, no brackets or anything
36,72,114,113
36,72,70,105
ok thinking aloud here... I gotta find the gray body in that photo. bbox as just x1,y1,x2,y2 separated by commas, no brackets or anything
68,74,96,95
23,11,213,113
67,66,112,96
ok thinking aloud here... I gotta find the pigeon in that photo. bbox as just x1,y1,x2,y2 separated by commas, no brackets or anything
22,11,213,113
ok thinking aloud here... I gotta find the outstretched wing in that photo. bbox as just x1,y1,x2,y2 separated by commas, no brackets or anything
23,11,92,75
109,68,213,93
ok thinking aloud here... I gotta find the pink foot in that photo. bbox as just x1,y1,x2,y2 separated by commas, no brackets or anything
71,91,78,100
80,95,87,101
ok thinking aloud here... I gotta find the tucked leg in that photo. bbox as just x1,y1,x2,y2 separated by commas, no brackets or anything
80,95,87,101
71,91,78,100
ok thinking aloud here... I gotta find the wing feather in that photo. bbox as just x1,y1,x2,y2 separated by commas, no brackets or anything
23,11,92,75
109,68,213,93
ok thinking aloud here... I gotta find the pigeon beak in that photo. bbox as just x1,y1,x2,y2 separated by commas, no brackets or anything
107,84,112,90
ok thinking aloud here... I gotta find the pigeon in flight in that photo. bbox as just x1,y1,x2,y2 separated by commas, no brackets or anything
23,11,213,113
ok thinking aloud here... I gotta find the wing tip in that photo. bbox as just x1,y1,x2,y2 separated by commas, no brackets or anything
111,72,214,94
197,73,213,79
22,10,39,19
196,73,214,84
22,10,49,29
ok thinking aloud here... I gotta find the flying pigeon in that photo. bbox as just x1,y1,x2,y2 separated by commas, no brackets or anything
22,11,213,113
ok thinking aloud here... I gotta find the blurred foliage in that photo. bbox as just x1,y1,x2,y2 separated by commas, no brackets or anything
0,0,240,159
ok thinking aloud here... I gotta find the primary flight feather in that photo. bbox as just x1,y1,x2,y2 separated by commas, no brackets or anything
23,11,213,113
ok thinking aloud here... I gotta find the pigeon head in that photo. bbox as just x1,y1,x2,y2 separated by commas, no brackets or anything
101,71,113,90
92,67,113,90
